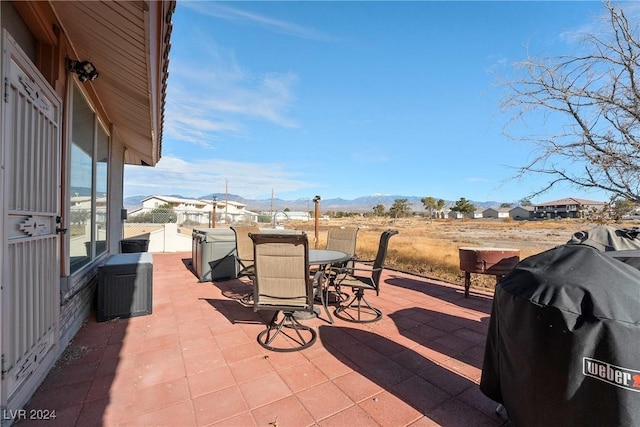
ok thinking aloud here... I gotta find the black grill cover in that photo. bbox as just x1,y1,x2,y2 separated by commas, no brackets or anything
567,225,640,251
480,244,640,427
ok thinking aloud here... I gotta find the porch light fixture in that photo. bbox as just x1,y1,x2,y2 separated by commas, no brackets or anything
66,57,99,82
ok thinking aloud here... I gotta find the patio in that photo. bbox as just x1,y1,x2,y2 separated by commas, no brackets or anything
17,252,507,427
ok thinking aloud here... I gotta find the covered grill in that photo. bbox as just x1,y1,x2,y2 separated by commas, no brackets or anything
480,226,640,426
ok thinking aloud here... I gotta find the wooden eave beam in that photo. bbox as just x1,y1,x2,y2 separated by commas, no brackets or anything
11,1,57,45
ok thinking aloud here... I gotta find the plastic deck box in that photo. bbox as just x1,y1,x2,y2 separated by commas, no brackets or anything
192,228,237,281
97,253,153,322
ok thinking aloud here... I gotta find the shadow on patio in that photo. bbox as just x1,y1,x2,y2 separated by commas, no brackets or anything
16,252,507,426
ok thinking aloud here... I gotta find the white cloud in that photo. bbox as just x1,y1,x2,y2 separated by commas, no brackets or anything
164,41,299,146
181,2,337,42
124,155,315,199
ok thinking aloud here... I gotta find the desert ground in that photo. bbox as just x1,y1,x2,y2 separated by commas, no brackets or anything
291,216,639,292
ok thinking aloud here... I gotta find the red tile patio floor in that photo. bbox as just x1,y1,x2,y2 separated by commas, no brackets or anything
17,252,508,427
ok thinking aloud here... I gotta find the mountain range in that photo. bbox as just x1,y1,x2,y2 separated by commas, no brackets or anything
124,193,508,213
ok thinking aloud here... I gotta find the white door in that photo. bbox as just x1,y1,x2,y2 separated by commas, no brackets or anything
1,31,62,416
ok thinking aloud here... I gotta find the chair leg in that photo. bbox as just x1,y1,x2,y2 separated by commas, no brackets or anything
231,273,254,306
326,276,349,303
318,284,334,324
257,311,317,352
334,289,382,323
312,271,333,324
239,291,254,306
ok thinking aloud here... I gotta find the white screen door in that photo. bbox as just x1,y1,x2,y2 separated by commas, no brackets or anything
1,31,61,413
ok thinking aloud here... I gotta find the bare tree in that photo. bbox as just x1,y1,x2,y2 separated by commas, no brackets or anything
502,1,640,202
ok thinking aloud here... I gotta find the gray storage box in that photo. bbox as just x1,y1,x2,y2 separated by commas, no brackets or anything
192,228,237,281
97,253,153,322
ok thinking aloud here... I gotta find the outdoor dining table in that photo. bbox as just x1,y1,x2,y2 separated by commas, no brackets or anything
309,249,352,267
294,249,352,322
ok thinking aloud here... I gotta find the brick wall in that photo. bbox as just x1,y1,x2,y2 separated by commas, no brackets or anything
59,273,97,348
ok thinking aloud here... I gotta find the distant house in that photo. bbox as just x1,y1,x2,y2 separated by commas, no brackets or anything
134,196,258,224
215,200,259,224
482,207,510,219
533,198,607,219
509,206,534,220
142,195,210,212
482,208,497,218
470,209,484,219
483,207,511,219
447,210,465,219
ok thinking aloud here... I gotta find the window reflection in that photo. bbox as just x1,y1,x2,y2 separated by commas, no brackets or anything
69,84,109,273
95,127,108,256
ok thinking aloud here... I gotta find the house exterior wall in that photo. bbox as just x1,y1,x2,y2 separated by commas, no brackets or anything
0,1,172,418
0,22,114,420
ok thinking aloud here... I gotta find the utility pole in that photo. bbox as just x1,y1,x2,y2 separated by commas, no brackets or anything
270,188,274,217
211,195,217,228
313,195,321,249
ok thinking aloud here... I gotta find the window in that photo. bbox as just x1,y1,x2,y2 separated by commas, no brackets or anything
69,83,109,273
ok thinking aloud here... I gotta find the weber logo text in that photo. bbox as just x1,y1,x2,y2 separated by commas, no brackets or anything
583,357,640,392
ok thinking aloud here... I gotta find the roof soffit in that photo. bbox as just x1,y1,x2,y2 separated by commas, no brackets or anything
51,0,174,166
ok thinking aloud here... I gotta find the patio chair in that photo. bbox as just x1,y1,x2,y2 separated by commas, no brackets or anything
250,232,317,352
231,225,260,279
322,226,359,305
231,225,260,305
332,229,398,323
326,226,359,267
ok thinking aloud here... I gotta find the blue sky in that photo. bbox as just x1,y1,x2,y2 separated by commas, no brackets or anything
124,1,627,204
